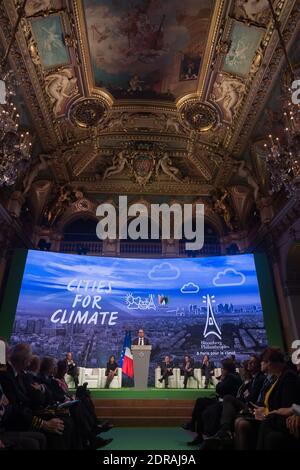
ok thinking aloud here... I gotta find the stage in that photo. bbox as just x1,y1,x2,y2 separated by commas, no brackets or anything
90,388,215,427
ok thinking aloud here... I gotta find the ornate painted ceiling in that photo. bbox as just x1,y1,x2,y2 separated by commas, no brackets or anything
0,0,299,232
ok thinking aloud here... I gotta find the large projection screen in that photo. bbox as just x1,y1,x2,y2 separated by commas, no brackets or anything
1,250,283,382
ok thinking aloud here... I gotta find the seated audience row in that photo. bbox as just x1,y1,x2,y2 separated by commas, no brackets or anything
182,348,300,450
0,342,113,450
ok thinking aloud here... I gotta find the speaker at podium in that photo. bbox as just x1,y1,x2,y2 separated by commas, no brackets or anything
131,345,152,389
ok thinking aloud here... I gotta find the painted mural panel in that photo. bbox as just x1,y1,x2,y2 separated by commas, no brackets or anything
31,14,70,69
222,22,262,78
83,0,214,100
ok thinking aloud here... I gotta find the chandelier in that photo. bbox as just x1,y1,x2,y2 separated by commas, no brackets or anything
0,84,32,186
0,0,32,187
264,96,300,198
263,0,300,198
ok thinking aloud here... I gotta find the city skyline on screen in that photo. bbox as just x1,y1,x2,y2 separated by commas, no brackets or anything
12,251,268,376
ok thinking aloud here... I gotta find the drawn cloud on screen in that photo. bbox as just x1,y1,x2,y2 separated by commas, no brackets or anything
213,268,246,287
181,282,200,294
148,262,180,280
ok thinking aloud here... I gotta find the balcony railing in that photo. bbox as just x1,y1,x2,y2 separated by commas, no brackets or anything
60,240,103,254
179,241,221,256
120,241,162,254
59,239,221,256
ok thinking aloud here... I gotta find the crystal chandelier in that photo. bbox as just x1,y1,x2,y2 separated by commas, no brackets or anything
0,0,32,187
0,89,32,186
264,97,300,198
263,0,300,198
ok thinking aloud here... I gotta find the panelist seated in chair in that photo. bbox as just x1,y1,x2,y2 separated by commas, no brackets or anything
132,329,150,346
158,355,174,388
65,352,79,388
181,355,200,389
201,354,215,389
105,355,118,389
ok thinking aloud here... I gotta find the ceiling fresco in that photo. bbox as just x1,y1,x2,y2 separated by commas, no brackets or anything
222,22,263,77
0,0,298,236
82,0,214,100
31,14,70,68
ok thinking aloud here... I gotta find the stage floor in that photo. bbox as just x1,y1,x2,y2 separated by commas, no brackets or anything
90,387,215,399
90,388,215,426
97,427,195,450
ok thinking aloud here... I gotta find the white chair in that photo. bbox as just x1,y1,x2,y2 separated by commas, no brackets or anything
155,367,179,388
99,368,122,388
200,368,218,388
178,368,201,389
65,373,75,389
81,367,102,388
65,366,86,388
211,368,221,387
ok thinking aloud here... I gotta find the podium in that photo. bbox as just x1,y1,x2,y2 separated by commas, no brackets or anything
131,345,152,390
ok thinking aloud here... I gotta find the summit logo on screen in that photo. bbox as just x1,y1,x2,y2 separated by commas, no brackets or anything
96,196,204,250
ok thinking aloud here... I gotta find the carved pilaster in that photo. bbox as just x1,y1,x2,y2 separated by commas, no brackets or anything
257,197,275,224
162,239,179,257
102,239,118,256
7,191,26,219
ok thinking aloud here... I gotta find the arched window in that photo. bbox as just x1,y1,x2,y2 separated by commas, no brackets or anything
60,218,102,254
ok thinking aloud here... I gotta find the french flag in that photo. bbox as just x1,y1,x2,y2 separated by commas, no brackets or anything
119,330,134,378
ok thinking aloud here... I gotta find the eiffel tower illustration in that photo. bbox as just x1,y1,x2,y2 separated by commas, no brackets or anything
203,294,222,340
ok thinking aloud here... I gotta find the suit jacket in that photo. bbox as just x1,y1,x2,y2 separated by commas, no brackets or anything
216,372,242,398
247,371,266,404
201,362,214,375
182,358,195,373
160,361,174,374
0,363,39,431
132,337,150,345
38,373,67,404
267,368,300,411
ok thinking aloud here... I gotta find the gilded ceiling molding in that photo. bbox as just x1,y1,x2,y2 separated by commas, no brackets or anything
207,0,288,152
68,96,110,128
228,0,299,155
20,5,83,134
70,180,213,197
0,0,58,150
178,99,219,133
186,141,216,182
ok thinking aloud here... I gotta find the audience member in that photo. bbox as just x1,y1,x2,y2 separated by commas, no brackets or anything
234,347,300,450
183,359,242,445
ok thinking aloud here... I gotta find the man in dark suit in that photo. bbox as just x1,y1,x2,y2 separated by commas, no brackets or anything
132,329,150,346
182,355,200,389
159,355,174,388
66,352,79,388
